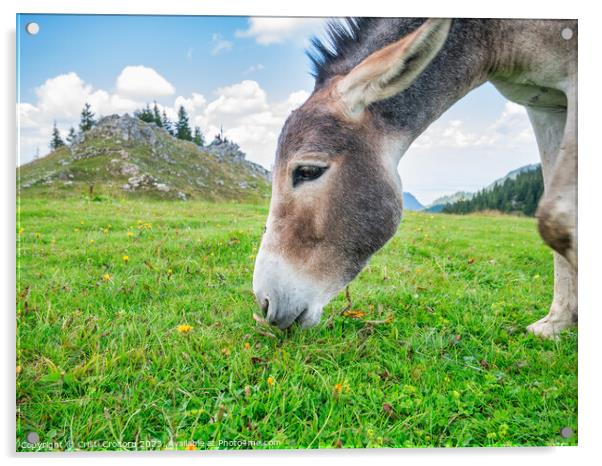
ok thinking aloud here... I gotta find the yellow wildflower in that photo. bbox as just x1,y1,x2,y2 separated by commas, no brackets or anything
18,228,24,235
127,231,134,237
333,383,343,395
103,228,109,235
177,324,193,334
267,376,275,386
244,342,251,350
184,444,196,450
102,273,111,282
122,255,129,263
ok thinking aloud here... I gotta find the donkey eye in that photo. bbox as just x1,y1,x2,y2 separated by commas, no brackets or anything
292,165,328,187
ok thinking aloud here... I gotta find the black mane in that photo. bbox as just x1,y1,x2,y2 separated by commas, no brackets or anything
306,17,428,87
306,18,370,82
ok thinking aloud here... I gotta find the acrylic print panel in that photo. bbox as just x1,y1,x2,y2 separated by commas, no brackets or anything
16,14,578,451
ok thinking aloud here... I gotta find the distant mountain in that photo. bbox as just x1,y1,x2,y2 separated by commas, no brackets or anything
424,191,474,213
443,164,543,216
403,192,424,211
18,114,271,201
484,163,540,191
424,164,541,213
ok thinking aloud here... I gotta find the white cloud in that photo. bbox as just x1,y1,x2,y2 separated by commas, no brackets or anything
18,68,311,170
205,80,269,116
242,64,265,75
18,103,41,129
400,101,539,205
210,33,233,55
34,72,111,120
174,80,309,168
18,71,144,164
115,65,175,98
412,102,535,151
174,93,207,115
486,102,535,144
235,18,327,46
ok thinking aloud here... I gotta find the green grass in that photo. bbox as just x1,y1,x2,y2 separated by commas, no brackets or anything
16,196,577,451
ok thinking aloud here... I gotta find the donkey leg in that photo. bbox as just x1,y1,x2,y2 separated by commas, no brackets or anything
536,130,578,268
527,252,577,338
534,84,578,269
526,105,577,337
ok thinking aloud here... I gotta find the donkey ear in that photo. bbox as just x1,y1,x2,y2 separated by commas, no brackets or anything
336,18,452,119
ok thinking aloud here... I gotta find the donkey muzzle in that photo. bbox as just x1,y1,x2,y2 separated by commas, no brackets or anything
252,250,330,329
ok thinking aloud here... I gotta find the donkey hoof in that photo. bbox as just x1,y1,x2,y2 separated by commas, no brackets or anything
526,317,562,340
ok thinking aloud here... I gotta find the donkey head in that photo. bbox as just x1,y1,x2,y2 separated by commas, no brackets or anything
253,19,451,329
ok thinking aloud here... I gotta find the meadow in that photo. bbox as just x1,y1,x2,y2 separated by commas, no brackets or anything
16,196,577,451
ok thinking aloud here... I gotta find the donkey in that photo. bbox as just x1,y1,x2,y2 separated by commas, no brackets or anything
253,18,577,338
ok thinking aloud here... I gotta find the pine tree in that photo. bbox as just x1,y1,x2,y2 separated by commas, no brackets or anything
442,166,544,217
66,127,77,145
193,126,204,146
50,121,65,150
175,105,192,141
134,104,155,123
161,110,174,136
79,102,96,132
152,101,163,128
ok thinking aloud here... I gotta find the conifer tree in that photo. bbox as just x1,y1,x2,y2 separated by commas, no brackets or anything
161,110,174,136
193,126,204,146
66,126,77,145
442,166,544,217
175,105,192,141
152,101,163,128
79,102,96,132
134,104,155,123
50,121,65,150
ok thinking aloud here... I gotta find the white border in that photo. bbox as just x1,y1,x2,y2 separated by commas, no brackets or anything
2,1,600,465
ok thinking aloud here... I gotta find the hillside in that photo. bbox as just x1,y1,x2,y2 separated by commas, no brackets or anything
424,164,541,214
484,163,540,191
424,191,474,213
443,164,543,216
18,114,271,201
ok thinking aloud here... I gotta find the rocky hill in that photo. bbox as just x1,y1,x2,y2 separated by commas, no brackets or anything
18,114,271,201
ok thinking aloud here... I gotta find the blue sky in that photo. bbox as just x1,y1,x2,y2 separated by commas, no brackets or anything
17,14,540,204
18,15,315,102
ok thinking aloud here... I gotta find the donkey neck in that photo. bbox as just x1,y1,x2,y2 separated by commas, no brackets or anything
372,19,493,143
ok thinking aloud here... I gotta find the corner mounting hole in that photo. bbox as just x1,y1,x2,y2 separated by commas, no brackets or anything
561,27,573,40
26,22,39,35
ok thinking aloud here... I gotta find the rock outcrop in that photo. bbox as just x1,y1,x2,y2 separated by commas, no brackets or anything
19,114,271,201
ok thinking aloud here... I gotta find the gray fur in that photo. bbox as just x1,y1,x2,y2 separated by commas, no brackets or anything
254,18,578,334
